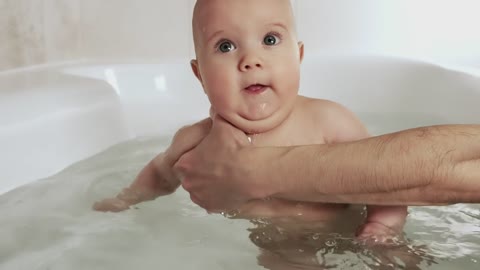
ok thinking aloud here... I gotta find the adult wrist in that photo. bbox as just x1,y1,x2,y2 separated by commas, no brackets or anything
241,147,284,200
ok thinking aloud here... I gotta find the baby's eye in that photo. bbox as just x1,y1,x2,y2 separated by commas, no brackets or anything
218,41,236,53
263,34,280,46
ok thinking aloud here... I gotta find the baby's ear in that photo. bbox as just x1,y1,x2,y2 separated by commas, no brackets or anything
190,59,203,84
297,42,304,63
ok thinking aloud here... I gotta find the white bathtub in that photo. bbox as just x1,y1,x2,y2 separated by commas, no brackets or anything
1,55,480,194
1,55,480,269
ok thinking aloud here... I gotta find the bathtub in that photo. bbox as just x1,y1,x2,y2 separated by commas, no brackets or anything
2,55,480,194
1,55,480,269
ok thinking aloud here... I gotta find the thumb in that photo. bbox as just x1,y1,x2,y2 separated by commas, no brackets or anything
211,115,251,145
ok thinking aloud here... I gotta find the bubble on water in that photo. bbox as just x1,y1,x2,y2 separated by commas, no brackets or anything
325,239,336,247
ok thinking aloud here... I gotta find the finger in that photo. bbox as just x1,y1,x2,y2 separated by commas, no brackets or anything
211,115,251,145
189,192,209,210
179,173,193,190
211,114,237,131
165,118,212,164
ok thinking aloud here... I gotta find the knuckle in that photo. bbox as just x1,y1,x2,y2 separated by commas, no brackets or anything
189,193,206,209
189,192,197,202
173,160,191,180
205,203,218,213
174,155,190,172
180,179,190,190
173,125,189,141
173,157,184,170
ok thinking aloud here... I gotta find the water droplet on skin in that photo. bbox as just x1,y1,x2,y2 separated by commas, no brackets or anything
260,103,267,111
221,209,240,218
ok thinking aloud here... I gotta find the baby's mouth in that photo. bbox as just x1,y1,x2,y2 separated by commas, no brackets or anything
244,84,268,94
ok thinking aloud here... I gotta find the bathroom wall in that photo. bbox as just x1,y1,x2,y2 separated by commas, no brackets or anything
297,0,480,68
1,0,480,71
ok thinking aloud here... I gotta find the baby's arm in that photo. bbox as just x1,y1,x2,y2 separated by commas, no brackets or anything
93,153,178,212
316,100,408,239
93,118,212,212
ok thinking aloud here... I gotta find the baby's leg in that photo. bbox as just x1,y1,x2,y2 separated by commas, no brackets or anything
356,205,408,242
231,198,348,222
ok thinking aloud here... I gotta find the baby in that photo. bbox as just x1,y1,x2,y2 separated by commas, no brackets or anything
94,0,407,240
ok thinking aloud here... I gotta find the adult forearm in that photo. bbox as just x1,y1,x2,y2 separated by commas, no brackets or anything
263,125,480,205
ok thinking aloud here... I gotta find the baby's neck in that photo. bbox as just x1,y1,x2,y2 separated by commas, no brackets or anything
242,115,296,147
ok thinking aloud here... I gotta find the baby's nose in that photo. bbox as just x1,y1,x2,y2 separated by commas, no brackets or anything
239,55,263,72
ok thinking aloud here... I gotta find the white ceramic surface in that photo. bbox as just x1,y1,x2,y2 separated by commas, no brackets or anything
1,55,480,194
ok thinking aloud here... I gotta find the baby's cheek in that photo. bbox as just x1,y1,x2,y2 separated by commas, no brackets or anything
275,64,300,90
208,91,235,115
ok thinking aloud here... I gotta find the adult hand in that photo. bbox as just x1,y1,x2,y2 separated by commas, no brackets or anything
177,121,480,209
175,115,265,212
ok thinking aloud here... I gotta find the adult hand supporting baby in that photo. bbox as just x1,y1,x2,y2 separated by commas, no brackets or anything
176,117,480,212
175,115,258,212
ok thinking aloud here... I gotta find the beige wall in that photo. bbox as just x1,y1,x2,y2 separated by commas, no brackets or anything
1,0,82,71
0,0,195,71
1,0,479,72
1,0,47,70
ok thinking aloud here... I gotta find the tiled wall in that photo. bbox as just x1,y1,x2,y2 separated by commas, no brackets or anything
1,0,480,71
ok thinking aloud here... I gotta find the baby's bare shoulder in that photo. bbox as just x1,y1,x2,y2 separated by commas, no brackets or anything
173,118,212,141
167,117,212,157
298,96,350,118
297,96,369,142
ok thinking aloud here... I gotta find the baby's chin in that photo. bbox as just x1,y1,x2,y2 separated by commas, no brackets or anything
223,112,287,135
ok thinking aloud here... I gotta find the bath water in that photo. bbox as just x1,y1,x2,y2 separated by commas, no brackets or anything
1,129,479,269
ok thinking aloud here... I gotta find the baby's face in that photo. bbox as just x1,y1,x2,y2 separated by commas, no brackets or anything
191,0,303,134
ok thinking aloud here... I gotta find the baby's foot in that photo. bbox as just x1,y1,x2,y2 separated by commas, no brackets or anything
355,222,402,245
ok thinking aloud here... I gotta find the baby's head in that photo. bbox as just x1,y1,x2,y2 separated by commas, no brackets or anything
191,0,303,134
